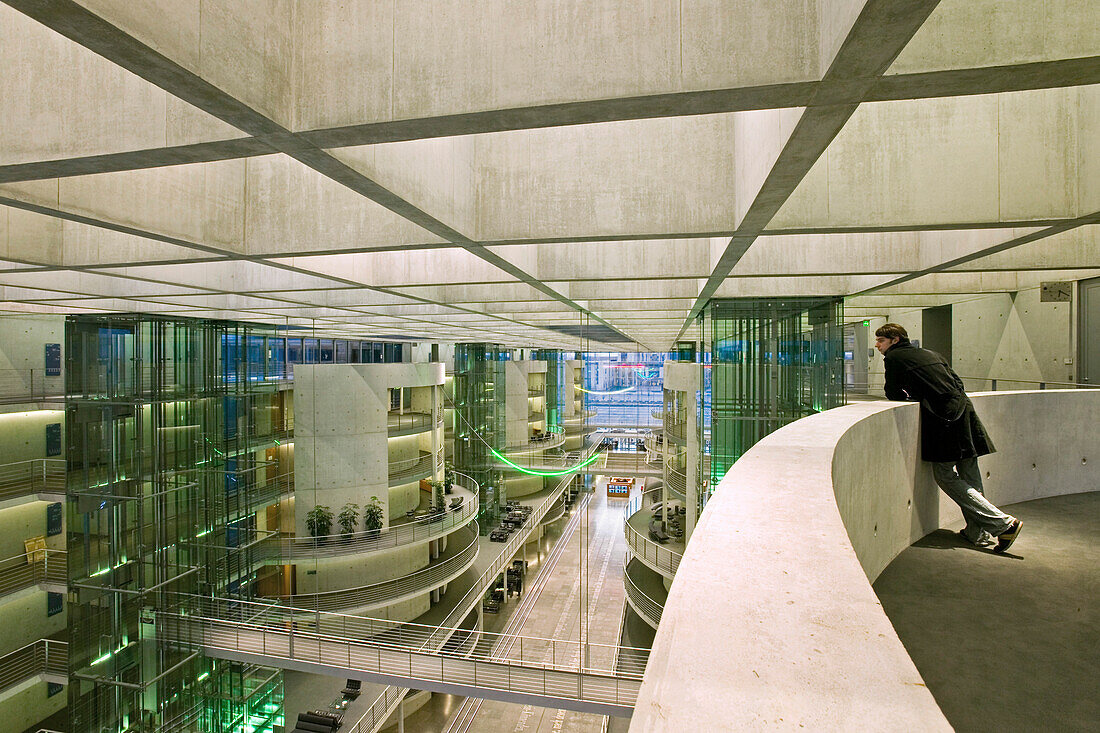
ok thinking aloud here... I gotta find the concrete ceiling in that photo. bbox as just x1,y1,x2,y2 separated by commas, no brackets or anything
0,0,1097,350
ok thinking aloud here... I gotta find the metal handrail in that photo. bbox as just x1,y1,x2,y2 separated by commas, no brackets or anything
504,426,566,454
277,524,480,612
664,463,686,499
0,639,67,694
387,411,435,434
0,459,66,501
0,368,63,402
623,497,682,577
161,594,647,681
867,373,1100,391
277,480,480,559
623,559,664,627
0,549,67,598
388,451,434,484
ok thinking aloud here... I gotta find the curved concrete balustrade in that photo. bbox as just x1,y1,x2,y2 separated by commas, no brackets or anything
631,390,1099,731
279,524,480,612
623,558,665,629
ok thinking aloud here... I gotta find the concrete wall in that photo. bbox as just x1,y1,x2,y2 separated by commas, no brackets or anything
0,589,66,656
293,362,443,536
631,390,1098,731
0,408,64,465
0,315,64,396
866,284,1078,389
0,677,66,733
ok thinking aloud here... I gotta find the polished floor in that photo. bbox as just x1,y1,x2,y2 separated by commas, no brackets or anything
394,478,633,733
874,491,1099,733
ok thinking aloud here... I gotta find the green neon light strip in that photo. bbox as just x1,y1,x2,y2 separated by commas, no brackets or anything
490,447,600,476
576,385,635,395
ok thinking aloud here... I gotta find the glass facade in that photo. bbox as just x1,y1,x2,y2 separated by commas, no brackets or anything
700,298,844,485
65,314,288,733
453,343,508,529
581,352,667,427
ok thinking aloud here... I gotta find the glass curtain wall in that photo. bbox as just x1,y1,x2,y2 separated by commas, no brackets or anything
453,344,508,530
581,352,667,427
65,314,285,733
701,298,844,486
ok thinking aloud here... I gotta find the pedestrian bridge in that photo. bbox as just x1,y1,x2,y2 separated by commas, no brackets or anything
159,596,647,717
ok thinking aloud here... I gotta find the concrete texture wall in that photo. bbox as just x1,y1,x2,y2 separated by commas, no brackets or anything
293,362,443,536
0,315,64,396
0,409,64,465
0,677,66,733
867,284,1078,388
0,501,63,557
0,589,66,656
632,390,1098,731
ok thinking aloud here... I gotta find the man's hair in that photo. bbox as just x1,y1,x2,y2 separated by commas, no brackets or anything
875,323,909,341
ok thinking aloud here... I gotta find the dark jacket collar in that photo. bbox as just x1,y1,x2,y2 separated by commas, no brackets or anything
885,339,912,354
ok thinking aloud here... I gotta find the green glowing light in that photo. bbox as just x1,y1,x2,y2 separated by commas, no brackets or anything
197,672,210,682
576,385,635,395
862,319,870,326
490,448,600,476
92,652,112,665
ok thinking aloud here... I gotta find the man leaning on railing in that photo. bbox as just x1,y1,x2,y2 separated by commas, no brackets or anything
875,323,1023,554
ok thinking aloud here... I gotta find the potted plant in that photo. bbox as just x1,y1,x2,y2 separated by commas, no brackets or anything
363,496,384,537
430,480,446,512
306,504,333,542
444,462,456,494
338,502,360,538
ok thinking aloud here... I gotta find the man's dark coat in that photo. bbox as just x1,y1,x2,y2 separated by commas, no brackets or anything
883,340,995,463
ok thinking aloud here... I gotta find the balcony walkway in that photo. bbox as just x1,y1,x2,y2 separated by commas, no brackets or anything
873,491,1099,733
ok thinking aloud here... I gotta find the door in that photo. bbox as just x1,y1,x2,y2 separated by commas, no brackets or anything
1079,277,1100,385
922,305,953,365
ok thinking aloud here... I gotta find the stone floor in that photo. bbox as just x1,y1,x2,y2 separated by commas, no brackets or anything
395,478,633,733
874,491,1099,733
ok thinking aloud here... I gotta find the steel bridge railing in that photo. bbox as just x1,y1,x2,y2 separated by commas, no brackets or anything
159,594,645,712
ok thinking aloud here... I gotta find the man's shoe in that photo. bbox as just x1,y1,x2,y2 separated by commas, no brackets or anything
994,519,1023,554
958,529,994,547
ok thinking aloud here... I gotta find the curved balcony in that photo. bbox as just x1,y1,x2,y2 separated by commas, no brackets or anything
527,410,545,422
278,523,480,612
624,498,683,579
388,450,435,486
664,419,687,444
388,411,436,437
651,408,665,420
632,391,1099,731
528,386,544,397
664,461,687,500
266,484,479,562
504,426,566,455
541,494,567,525
624,557,665,629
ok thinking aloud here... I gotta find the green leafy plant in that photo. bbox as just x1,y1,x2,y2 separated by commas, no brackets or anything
338,502,360,536
306,504,333,539
363,496,384,534
444,462,456,494
430,480,446,511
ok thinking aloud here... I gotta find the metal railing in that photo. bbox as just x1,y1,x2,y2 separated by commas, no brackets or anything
388,451,434,485
269,485,479,561
623,559,664,628
664,418,687,442
664,461,686,499
0,459,66,502
0,548,66,598
345,685,407,733
387,411,435,435
623,497,682,577
0,369,63,402
0,639,67,694
277,524,480,612
866,373,1100,393
504,426,566,454
159,594,645,712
